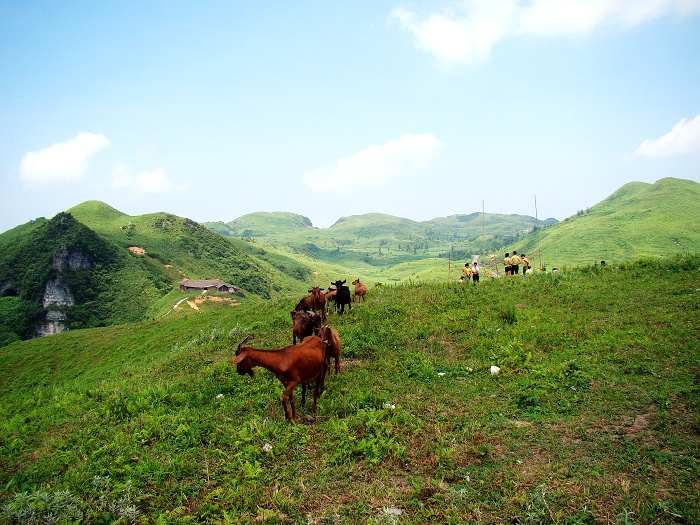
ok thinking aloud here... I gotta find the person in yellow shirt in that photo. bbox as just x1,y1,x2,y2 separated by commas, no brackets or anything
521,253,531,273
461,263,472,282
503,253,512,277
511,251,522,275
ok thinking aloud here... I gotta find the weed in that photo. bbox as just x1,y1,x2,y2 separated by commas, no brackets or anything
616,508,635,525
500,303,517,324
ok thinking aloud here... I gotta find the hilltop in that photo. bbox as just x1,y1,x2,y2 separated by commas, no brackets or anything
205,177,699,275
205,210,553,281
513,177,700,269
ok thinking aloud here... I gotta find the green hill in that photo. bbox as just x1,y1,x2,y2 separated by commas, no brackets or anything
1,255,698,523
208,210,552,281
2,177,697,345
66,201,279,298
0,212,171,345
0,204,332,346
0,216,50,247
511,177,700,270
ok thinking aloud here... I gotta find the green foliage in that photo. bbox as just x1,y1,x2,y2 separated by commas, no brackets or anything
0,297,42,343
1,476,138,524
1,254,698,523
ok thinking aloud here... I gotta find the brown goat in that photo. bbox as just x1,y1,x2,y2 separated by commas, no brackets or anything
318,325,341,375
228,335,326,421
295,286,326,322
291,310,321,345
352,279,367,302
324,286,337,314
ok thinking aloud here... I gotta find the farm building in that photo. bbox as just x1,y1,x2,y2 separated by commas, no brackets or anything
179,279,244,297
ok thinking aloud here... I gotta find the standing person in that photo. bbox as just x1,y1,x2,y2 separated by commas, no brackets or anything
503,253,512,277
461,263,472,282
472,261,480,283
511,251,521,275
521,253,531,274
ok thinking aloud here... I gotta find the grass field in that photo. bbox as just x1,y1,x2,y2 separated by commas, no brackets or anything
1,254,699,524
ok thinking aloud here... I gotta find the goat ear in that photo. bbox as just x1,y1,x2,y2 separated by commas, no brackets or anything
341,279,346,284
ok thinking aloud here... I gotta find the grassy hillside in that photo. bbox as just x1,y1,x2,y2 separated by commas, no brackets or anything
207,177,699,278
206,211,551,282
1,254,698,524
513,177,700,269
0,213,173,345
0,217,49,247
0,203,346,346
67,201,279,299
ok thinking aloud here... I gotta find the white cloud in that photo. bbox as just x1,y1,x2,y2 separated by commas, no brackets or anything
19,132,110,184
303,133,443,192
633,113,700,157
392,3,515,63
392,0,700,63
112,165,188,194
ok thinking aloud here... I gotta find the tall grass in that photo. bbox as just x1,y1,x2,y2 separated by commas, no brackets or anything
1,254,699,524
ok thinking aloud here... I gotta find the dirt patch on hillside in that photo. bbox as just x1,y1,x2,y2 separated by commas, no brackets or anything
183,296,241,311
194,296,240,306
128,246,145,255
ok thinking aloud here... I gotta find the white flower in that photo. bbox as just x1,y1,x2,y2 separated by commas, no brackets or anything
490,365,501,375
262,443,273,453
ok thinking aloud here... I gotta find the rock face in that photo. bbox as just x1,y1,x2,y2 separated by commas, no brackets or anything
36,310,68,337
42,279,75,308
36,247,90,336
52,247,91,271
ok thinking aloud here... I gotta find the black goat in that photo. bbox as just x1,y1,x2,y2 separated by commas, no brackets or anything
331,279,352,314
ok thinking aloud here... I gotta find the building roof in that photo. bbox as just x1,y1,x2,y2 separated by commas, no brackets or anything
179,279,227,288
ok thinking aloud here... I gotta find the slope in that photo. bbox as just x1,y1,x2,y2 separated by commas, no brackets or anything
1,255,698,523
67,201,282,299
512,177,700,269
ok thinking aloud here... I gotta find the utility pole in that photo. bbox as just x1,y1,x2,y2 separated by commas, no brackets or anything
535,195,542,271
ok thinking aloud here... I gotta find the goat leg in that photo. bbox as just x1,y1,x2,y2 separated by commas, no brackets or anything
280,387,297,420
289,390,298,419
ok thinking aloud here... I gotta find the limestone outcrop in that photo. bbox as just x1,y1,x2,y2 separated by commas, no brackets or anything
36,247,91,336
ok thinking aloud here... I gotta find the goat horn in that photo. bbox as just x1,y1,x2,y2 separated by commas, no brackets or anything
237,335,250,354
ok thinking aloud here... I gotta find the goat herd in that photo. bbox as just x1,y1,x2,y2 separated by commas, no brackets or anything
228,278,367,421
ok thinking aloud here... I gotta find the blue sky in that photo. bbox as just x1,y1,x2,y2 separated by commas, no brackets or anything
1,1,699,234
